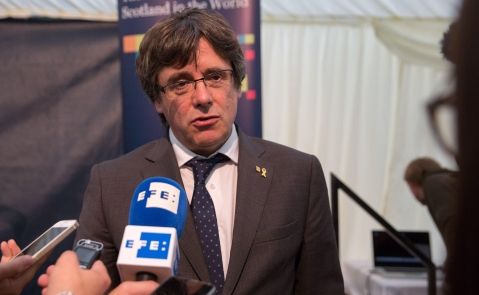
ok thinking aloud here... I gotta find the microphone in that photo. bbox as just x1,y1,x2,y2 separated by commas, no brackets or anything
117,177,188,282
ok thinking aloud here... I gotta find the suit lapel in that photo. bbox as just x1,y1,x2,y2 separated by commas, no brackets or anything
139,132,273,289
223,132,273,294
139,138,210,282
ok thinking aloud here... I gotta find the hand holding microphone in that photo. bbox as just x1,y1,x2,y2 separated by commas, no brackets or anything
38,251,111,295
38,251,158,295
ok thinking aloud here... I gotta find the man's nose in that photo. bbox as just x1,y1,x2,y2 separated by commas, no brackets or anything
192,79,212,106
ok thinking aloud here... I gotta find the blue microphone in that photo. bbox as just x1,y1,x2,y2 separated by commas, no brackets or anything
117,177,188,282
128,177,188,236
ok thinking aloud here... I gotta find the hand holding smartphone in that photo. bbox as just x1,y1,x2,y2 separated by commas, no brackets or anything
12,220,79,262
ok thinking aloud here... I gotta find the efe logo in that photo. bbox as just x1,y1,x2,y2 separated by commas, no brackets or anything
125,232,171,259
137,182,180,214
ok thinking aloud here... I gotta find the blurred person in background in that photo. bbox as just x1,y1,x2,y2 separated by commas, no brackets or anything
404,157,458,250
440,20,458,65
442,0,479,293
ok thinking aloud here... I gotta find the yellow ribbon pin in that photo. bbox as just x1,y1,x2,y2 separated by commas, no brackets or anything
261,167,267,178
255,166,267,178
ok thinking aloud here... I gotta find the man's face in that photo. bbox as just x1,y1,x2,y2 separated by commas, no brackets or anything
155,38,240,156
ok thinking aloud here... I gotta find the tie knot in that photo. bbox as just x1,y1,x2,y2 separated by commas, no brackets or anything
186,153,229,184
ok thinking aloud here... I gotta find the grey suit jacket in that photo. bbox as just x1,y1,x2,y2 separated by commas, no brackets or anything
76,130,344,294
423,172,458,250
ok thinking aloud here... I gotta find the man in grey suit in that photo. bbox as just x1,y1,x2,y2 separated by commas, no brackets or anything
404,157,458,250
76,8,343,294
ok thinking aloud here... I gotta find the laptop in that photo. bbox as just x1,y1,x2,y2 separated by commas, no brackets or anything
372,230,431,273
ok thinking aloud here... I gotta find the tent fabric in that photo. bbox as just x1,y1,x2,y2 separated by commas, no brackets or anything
262,0,459,19
373,19,450,68
0,0,117,21
0,0,460,21
260,17,454,266
0,20,122,293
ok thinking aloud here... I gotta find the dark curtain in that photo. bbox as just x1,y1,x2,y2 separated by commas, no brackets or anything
0,19,122,294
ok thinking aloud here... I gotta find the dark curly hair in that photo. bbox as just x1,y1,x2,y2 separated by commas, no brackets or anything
440,21,458,64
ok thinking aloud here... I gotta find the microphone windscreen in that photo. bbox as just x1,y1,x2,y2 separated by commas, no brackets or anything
128,177,188,237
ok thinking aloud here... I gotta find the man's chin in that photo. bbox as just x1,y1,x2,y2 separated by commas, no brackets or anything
192,135,227,155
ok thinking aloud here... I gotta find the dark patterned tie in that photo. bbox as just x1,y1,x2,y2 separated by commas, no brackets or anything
186,153,229,294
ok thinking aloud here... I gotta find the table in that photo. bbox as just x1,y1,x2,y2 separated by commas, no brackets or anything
343,260,444,295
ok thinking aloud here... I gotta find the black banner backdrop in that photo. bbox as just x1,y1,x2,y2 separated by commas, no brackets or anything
118,0,262,152
0,20,122,294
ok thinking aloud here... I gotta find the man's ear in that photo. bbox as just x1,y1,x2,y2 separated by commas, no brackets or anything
235,87,241,100
154,99,163,114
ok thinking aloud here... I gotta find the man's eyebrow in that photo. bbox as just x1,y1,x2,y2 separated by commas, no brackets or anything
203,67,229,74
164,67,229,84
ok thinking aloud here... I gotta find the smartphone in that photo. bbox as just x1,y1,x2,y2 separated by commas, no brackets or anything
74,239,103,269
13,219,79,261
152,276,215,295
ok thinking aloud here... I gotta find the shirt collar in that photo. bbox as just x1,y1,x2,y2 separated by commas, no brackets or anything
170,126,239,167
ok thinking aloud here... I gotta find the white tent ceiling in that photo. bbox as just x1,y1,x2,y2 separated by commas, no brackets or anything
0,0,460,21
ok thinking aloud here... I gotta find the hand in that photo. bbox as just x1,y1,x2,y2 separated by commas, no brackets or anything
38,251,111,295
1,239,23,265
0,239,37,295
109,281,159,295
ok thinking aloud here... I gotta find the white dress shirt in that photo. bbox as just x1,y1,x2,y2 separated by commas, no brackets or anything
170,127,238,277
